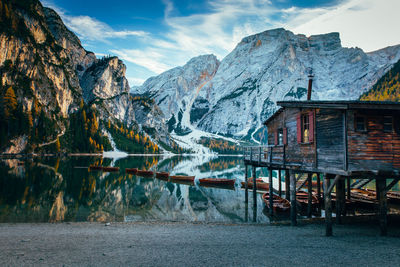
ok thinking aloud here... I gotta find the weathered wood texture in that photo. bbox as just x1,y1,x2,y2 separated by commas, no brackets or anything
248,105,400,176
316,109,344,170
266,108,316,168
347,110,400,171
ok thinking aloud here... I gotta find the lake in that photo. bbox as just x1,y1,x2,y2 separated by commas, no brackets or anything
0,155,277,224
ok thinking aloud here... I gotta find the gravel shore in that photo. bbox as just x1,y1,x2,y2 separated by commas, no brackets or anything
1,221,400,266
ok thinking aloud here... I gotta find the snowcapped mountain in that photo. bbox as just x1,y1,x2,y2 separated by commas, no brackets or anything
134,28,400,143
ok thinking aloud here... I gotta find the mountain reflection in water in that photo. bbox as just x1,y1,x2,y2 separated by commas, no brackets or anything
0,155,269,223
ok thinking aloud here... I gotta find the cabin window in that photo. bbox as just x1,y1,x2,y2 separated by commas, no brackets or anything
383,116,393,132
278,129,283,145
355,116,367,132
302,115,310,143
297,112,314,144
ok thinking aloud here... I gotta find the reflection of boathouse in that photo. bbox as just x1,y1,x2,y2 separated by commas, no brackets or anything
244,82,400,235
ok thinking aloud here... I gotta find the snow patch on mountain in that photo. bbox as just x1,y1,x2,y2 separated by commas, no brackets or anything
135,28,400,146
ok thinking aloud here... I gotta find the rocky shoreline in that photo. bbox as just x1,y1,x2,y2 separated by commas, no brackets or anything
1,222,399,266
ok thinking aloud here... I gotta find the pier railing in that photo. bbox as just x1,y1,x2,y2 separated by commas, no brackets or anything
243,145,286,166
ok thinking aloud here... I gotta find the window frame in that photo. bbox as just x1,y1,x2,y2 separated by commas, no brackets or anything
383,116,393,133
278,128,283,145
301,113,310,144
354,115,367,133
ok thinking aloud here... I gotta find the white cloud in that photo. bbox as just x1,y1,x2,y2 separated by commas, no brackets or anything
286,0,400,52
42,0,148,43
42,0,400,83
110,48,173,74
63,15,148,42
127,77,146,87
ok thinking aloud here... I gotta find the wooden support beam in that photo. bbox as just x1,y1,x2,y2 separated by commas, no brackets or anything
324,174,332,236
377,179,388,236
285,170,290,201
297,175,308,192
336,179,345,224
385,178,400,192
346,177,351,200
327,175,341,195
245,165,249,204
290,170,297,226
317,173,321,201
278,170,282,197
269,168,274,216
307,173,312,218
252,166,257,210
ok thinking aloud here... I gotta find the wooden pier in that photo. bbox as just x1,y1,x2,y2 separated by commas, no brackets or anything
243,100,400,236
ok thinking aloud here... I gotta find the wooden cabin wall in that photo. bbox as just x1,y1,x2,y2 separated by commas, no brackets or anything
347,109,400,172
267,108,316,168
316,109,345,171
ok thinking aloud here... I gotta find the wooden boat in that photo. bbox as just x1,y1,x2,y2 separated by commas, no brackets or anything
349,188,377,209
136,170,154,177
296,190,319,209
125,168,138,174
102,166,119,172
199,178,236,187
240,178,269,191
387,191,400,204
155,172,169,180
170,175,195,182
89,165,103,171
262,192,290,213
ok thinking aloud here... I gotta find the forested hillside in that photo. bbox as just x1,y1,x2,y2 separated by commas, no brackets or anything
360,59,400,101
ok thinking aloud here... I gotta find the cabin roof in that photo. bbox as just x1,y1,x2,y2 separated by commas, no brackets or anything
277,100,400,110
264,100,400,125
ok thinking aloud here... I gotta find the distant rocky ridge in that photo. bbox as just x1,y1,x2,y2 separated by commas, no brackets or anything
0,0,170,153
135,28,400,142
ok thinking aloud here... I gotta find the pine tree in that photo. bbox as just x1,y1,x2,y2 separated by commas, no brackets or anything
3,86,17,119
55,137,61,152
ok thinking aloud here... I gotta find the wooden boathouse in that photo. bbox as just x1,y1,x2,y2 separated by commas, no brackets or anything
243,99,400,236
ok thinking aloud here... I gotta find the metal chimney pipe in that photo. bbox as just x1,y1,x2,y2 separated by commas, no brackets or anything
307,70,314,101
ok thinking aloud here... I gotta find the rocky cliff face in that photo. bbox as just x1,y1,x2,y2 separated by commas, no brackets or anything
135,28,400,141
0,0,170,152
136,54,220,134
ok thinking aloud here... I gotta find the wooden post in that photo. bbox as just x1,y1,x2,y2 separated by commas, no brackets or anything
317,173,321,201
324,174,332,236
269,168,274,216
285,170,290,201
377,178,388,236
245,165,249,203
307,173,312,218
290,170,297,226
336,178,344,224
252,166,257,209
278,170,282,197
346,177,351,200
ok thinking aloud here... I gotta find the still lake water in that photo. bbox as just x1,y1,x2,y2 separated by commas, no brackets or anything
0,155,279,224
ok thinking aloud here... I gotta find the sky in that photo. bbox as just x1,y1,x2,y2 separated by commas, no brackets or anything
41,0,400,87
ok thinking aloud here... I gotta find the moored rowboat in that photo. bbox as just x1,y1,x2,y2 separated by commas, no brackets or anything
125,168,138,174
199,178,236,187
240,178,269,191
89,165,103,171
102,166,119,172
156,172,169,180
262,192,290,212
296,190,319,209
170,175,195,182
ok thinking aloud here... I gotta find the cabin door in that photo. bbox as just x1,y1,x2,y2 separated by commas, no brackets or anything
316,109,344,170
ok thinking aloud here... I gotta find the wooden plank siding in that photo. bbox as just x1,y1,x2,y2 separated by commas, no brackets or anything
266,108,316,169
347,109,400,171
316,109,344,171
246,101,400,178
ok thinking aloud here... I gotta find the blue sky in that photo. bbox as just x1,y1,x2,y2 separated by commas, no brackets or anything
42,0,400,87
